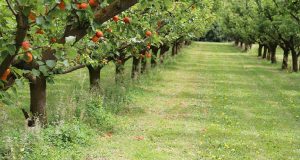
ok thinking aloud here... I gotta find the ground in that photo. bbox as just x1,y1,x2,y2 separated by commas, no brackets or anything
1,42,300,159
86,42,300,159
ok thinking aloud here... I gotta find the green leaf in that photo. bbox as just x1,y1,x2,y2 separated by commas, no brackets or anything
36,16,45,25
46,60,57,68
32,69,41,77
63,60,69,67
39,65,49,76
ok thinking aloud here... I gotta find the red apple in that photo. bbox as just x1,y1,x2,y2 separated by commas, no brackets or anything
22,41,31,50
113,16,119,22
147,44,151,49
146,52,152,58
96,31,103,37
89,0,98,7
36,28,44,34
146,31,152,37
1,68,10,81
28,12,36,21
123,17,130,24
50,38,57,43
58,1,66,10
24,52,33,63
80,3,88,9
91,35,99,42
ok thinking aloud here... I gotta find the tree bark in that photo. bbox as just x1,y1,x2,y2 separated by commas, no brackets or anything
234,40,239,46
141,58,147,74
270,44,277,64
244,43,250,52
291,49,299,72
131,56,141,80
172,41,177,56
258,44,263,57
177,42,181,52
29,76,47,125
87,65,102,90
115,62,125,83
267,47,271,61
151,46,159,67
282,49,289,70
185,40,192,45
262,45,268,59
159,45,170,64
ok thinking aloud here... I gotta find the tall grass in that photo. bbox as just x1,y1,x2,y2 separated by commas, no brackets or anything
0,50,178,159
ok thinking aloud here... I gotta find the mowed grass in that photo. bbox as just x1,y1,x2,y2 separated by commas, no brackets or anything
82,42,300,159
86,43,300,160
1,42,300,159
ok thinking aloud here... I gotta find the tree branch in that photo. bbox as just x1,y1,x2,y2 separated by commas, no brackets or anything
45,4,59,16
124,55,133,62
94,0,139,23
56,64,86,74
5,0,17,16
59,0,139,43
289,12,300,25
0,12,29,79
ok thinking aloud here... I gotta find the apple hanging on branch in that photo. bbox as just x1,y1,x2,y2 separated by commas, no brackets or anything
24,52,33,63
113,15,119,22
77,3,88,10
58,1,66,10
123,16,131,24
22,41,31,51
89,0,98,7
1,69,11,81
146,31,152,37
96,31,104,37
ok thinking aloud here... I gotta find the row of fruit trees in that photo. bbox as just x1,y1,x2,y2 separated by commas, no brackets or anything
0,0,218,125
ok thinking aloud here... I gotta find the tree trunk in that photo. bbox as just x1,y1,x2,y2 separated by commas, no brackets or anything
151,46,159,67
30,76,47,125
131,56,141,80
258,43,263,57
291,49,299,72
87,65,101,90
172,41,177,56
140,57,151,74
185,40,191,45
115,62,125,83
159,45,170,64
270,44,277,64
282,49,289,70
244,43,249,52
239,42,243,48
262,45,268,59
267,47,271,61
177,42,181,52
234,40,239,46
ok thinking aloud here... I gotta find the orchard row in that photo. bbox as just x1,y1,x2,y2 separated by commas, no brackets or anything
0,0,218,126
220,0,300,71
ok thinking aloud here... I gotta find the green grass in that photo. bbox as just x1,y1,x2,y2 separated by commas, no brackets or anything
85,42,300,159
1,42,300,159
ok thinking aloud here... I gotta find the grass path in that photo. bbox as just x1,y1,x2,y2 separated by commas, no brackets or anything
84,42,300,160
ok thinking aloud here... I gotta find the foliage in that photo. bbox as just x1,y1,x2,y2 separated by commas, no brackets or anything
0,0,220,159
43,121,95,148
1,121,95,160
199,23,228,42
81,94,116,131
